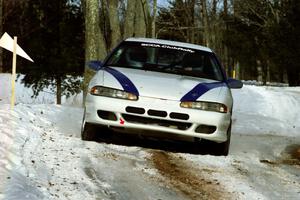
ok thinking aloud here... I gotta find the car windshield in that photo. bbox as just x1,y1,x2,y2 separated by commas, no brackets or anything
105,41,224,81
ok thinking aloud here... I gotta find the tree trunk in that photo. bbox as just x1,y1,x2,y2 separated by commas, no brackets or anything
151,0,157,38
107,0,121,49
83,0,107,105
266,60,270,83
144,0,156,38
134,0,146,37
85,0,106,60
223,0,229,75
279,66,284,83
124,0,148,38
190,0,195,43
235,61,240,80
212,0,217,15
56,76,62,105
287,67,300,86
201,0,210,47
262,60,267,85
233,0,237,17
124,0,137,38
256,60,263,84
224,0,228,17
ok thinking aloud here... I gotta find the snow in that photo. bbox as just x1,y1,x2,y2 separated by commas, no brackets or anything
0,73,299,200
232,85,300,136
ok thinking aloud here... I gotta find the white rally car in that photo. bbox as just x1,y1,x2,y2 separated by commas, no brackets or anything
82,38,242,155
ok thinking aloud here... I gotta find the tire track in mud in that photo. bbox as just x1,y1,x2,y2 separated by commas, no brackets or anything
282,144,300,165
151,151,232,200
260,144,300,166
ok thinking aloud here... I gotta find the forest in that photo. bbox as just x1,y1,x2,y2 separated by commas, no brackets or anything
0,0,299,103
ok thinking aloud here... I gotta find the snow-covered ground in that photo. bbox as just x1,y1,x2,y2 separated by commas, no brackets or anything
0,73,299,200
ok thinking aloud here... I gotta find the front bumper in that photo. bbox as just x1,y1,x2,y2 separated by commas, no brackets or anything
84,94,231,142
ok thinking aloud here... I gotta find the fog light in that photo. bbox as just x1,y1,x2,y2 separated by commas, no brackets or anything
195,125,216,134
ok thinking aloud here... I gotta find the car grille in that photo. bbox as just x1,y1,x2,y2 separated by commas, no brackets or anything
125,106,190,121
169,112,189,120
147,109,167,117
125,106,145,114
122,114,192,130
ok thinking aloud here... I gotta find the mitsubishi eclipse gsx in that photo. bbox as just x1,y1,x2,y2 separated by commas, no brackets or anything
81,38,243,156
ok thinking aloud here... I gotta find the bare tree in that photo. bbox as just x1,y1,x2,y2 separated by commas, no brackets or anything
124,0,150,38
134,0,147,37
124,0,137,38
85,0,107,60
224,0,228,16
151,0,157,38
107,0,121,49
201,0,210,47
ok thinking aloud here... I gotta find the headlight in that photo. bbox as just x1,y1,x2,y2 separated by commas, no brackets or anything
90,86,138,100
180,101,227,113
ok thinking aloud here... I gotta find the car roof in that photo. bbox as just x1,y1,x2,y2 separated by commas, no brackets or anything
125,38,213,53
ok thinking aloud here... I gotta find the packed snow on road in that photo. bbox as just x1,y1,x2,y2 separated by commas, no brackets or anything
0,73,299,200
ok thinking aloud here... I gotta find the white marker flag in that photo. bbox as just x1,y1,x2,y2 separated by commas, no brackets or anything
0,32,34,62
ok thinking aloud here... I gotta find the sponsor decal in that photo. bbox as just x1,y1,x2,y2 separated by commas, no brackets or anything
88,61,139,96
141,43,195,53
180,82,226,102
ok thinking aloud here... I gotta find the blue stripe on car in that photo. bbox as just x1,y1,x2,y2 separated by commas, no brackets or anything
87,61,139,96
104,67,139,96
180,82,226,102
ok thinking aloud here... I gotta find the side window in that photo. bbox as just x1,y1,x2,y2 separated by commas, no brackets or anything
109,48,124,64
208,55,223,81
202,55,214,77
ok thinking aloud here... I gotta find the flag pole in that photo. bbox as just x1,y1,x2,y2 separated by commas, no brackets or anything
10,36,17,109
0,32,33,108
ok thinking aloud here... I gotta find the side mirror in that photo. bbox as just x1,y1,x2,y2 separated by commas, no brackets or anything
227,78,243,89
87,60,103,71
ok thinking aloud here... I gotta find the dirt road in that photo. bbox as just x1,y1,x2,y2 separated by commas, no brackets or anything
151,150,233,200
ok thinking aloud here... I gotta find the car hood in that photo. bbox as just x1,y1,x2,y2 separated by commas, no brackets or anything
91,66,227,102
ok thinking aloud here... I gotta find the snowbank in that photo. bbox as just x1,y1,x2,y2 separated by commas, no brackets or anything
232,85,300,137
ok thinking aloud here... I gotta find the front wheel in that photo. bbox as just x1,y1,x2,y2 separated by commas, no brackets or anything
196,124,231,156
211,124,231,156
81,122,98,141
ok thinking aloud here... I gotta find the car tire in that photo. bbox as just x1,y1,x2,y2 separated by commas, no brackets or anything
81,122,98,141
196,124,231,156
212,124,231,156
